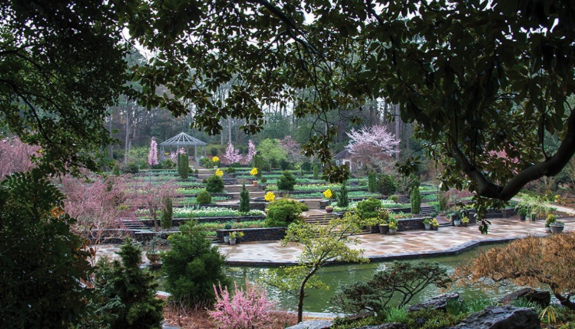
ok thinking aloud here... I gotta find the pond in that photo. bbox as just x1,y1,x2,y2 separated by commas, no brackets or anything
224,244,512,313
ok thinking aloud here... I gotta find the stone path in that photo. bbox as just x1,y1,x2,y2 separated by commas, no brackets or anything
218,215,575,266
93,214,575,266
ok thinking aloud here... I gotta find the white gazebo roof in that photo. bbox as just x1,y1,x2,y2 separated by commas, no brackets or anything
160,132,207,147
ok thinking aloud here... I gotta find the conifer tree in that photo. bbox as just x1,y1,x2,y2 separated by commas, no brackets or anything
161,196,173,229
410,187,421,215
337,181,349,207
239,182,250,213
90,238,164,328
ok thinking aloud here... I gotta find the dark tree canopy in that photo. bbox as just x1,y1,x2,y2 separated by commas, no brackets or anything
0,0,128,175
2,0,575,205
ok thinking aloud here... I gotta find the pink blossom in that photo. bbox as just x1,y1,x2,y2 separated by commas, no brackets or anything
279,136,302,163
209,281,276,329
0,136,39,179
244,140,257,164
148,137,159,166
221,142,243,165
345,125,400,172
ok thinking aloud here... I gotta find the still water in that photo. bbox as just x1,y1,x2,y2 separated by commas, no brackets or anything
225,244,509,313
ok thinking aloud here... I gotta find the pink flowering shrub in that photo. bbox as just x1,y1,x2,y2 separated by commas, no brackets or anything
244,140,257,164
148,137,159,166
209,281,276,329
0,136,39,179
222,142,243,165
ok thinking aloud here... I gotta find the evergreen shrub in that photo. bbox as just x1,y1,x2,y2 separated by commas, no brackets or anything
205,175,224,193
238,183,250,212
264,199,309,227
277,170,297,191
196,190,212,205
161,196,173,229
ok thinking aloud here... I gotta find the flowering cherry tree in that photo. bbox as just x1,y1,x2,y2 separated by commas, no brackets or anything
221,142,242,165
346,125,400,172
0,137,39,178
244,140,257,164
148,137,159,166
169,147,186,164
279,136,302,163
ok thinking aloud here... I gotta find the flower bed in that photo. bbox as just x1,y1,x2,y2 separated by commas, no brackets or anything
136,206,265,219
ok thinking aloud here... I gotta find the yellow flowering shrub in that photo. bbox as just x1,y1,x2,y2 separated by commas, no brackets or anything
215,168,224,177
250,167,258,176
265,192,276,202
323,189,333,199
212,156,219,163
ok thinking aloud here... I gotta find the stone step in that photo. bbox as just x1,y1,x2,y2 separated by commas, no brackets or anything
228,191,267,200
224,184,263,193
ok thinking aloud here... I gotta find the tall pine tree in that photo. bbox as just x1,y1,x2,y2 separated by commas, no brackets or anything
239,182,250,213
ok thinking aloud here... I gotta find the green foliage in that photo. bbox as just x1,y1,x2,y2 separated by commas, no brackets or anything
367,172,377,193
264,199,309,227
162,221,229,306
205,175,224,193
405,308,466,329
377,174,397,195
263,213,367,322
277,170,297,191
123,162,140,174
161,196,173,229
88,239,164,329
112,164,121,176
337,181,350,208
196,190,212,205
410,187,421,214
0,171,93,328
199,157,214,168
238,183,251,212
313,165,319,180
257,139,288,167
356,197,383,220
177,153,189,179
384,306,409,323
331,261,451,313
439,193,449,211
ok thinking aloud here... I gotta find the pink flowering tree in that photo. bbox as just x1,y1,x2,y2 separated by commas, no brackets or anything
244,140,257,164
60,174,132,244
129,179,177,231
221,142,243,165
209,281,276,329
279,136,302,163
0,136,39,179
169,147,186,164
346,125,400,173
148,137,159,167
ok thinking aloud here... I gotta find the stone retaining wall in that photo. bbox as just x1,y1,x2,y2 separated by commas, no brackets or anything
216,227,286,243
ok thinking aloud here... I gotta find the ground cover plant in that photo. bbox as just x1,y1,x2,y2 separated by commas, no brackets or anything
136,206,265,219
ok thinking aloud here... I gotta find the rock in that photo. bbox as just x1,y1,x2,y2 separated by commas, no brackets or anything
354,323,407,329
498,288,551,308
286,320,333,329
408,292,460,312
447,305,540,329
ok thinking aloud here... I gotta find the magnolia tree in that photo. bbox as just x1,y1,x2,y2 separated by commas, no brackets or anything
0,137,39,179
221,142,243,165
60,174,131,244
148,137,159,167
245,140,257,164
346,125,400,173
280,136,302,163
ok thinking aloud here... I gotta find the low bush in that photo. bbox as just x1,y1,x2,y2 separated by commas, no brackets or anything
356,198,382,220
277,170,297,191
377,174,397,195
196,190,212,205
264,199,309,227
199,157,214,168
205,175,225,193
123,162,140,174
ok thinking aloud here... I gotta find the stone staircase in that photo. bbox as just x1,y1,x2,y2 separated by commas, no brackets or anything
121,218,148,231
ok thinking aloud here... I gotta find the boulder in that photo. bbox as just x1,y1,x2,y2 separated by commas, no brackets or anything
498,288,551,308
408,292,460,312
447,305,540,329
286,320,333,329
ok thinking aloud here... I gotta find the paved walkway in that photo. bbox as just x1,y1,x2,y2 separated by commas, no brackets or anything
93,212,575,266
218,215,575,266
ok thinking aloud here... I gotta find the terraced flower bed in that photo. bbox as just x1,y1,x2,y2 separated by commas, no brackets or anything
136,206,265,219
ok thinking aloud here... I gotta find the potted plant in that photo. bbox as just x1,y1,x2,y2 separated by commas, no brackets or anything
545,214,557,233
325,205,334,213
388,220,398,235
145,236,162,263
423,217,432,230
461,216,469,227
236,231,245,244
250,167,258,186
431,218,440,231
550,221,565,234
364,217,382,233
517,207,528,221
453,217,462,226
229,232,237,245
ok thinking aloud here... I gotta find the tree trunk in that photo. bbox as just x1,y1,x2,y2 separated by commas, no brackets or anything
297,266,318,323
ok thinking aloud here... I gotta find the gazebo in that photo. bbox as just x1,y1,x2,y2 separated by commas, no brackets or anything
159,132,207,162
